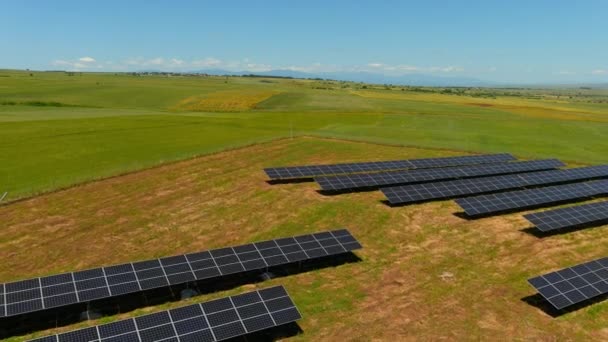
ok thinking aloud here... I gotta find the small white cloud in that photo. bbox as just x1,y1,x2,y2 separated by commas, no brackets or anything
429,66,463,73
51,58,102,70
592,69,607,75
148,58,164,65
245,63,273,72
50,56,467,75
169,58,184,66
191,58,222,68
51,60,70,66
397,65,419,72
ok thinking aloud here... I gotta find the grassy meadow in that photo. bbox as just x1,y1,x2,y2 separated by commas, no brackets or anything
1,68,608,340
1,69,607,201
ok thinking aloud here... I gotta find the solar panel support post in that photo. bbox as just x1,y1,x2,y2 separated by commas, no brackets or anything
0,192,6,202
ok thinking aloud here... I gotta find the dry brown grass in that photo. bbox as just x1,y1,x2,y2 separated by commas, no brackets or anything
2,137,608,341
171,90,279,112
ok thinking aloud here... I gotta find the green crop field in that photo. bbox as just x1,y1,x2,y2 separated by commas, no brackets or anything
1,69,608,341
1,69,607,202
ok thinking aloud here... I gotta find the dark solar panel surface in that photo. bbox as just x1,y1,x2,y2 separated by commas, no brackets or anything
28,285,301,342
524,200,608,232
455,180,608,216
381,165,608,205
316,159,564,191
0,229,361,318
528,257,608,310
264,153,516,180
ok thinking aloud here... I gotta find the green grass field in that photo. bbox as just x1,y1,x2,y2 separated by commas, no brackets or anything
2,69,608,340
1,69,607,201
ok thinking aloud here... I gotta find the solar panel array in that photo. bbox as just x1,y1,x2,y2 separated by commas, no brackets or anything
0,229,361,318
29,285,301,342
382,165,608,205
528,257,608,310
455,180,608,217
524,200,608,232
315,159,564,192
264,153,516,180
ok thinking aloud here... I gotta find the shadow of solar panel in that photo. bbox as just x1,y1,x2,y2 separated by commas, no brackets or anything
316,159,564,191
528,257,608,310
28,285,301,342
524,200,608,232
455,180,608,217
0,229,361,318
382,165,608,205
264,153,516,180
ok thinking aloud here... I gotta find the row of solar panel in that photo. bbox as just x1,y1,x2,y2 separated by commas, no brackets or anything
29,285,301,342
1,229,362,318
264,153,516,180
266,156,608,312
270,155,608,234
381,165,608,205
315,159,564,191
524,200,608,232
455,180,608,217
529,257,608,310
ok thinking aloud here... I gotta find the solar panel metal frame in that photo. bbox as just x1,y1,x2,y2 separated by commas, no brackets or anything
28,285,301,342
381,165,608,205
528,257,608,310
0,229,361,318
264,153,516,180
316,159,564,192
524,200,608,232
455,180,608,217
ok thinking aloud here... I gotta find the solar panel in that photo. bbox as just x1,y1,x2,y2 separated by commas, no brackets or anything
264,153,516,180
524,200,608,232
455,180,608,217
0,229,361,318
528,257,608,310
382,165,608,205
28,285,301,342
316,159,564,192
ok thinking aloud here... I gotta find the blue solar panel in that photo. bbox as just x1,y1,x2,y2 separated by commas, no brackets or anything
1,229,361,318
316,159,563,191
265,153,516,180
524,200,608,232
528,257,608,310
28,285,301,342
382,165,608,205
455,180,608,217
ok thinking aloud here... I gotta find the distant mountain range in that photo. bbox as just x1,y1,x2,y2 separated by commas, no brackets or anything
130,68,608,88
188,69,494,87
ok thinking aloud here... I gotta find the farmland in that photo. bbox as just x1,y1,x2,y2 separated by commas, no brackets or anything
1,70,608,341
1,70,607,201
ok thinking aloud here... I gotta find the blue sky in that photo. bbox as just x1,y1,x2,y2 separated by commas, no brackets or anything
1,0,607,83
